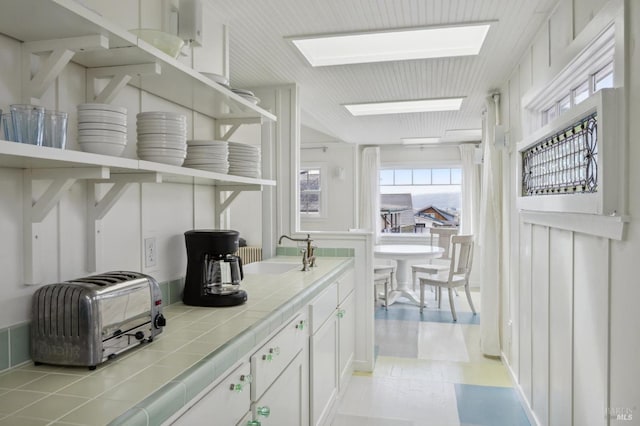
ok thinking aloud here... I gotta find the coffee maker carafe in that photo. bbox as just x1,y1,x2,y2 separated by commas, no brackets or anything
183,229,247,307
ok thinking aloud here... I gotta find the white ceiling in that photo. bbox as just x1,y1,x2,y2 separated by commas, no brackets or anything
205,0,558,145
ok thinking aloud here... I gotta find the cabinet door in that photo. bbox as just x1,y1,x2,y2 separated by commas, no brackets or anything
310,313,338,426
173,363,251,426
338,290,355,391
252,351,307,426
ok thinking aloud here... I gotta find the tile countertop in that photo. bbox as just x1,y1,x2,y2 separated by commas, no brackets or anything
0,257,354,426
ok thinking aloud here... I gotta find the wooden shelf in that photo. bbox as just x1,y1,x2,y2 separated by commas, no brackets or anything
0,0,276,121
0,140,275,188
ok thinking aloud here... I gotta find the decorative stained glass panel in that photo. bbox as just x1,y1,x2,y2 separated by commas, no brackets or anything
522,113,597,196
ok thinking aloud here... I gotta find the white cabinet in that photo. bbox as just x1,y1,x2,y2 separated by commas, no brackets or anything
309,267,355,426
173,362,251,426
250,351,308,426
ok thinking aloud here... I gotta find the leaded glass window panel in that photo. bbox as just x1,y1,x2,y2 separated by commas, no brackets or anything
522,113,597,196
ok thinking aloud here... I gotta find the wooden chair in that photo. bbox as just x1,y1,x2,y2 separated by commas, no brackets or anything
373,263,395,310
418,235,475,321
411,226,458,293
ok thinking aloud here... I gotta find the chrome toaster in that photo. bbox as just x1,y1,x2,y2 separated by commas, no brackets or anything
31,271,167,369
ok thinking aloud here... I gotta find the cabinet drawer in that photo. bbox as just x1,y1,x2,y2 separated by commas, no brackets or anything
251,312,307,400
173,363,250,426
309,282,338,334
337,268,355,304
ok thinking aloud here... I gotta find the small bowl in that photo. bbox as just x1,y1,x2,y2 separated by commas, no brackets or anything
130,29,185,59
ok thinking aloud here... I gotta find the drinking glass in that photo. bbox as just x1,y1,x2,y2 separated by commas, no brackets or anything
1,113,16,142
43,110,68,149
10,104,44,146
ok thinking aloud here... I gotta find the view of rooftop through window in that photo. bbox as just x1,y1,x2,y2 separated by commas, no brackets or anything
380,168,461,233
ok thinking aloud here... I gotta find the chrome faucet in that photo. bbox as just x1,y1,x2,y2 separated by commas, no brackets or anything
278,234,316,271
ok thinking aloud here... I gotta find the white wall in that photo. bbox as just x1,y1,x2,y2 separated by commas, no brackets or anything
300,142,357,232
0,1,232,328
498,1,637,425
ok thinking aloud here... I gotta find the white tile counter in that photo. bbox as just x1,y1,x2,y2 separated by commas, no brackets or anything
0,257,353,426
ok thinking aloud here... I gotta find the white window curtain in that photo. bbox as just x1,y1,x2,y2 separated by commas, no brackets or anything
459,144,480,235
479,98,502,357
359,147,380,241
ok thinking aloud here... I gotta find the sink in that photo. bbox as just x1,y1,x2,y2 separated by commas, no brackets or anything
242,261,301,275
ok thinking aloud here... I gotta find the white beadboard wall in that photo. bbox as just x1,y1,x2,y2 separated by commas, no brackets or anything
0,1,230,328
499,1,638,425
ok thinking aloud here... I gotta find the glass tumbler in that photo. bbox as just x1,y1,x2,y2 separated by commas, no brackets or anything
1,113,16,142
10,104,44,146
43,110,68,149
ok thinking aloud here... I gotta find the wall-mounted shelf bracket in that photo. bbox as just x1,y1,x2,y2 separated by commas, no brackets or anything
87,63,161,104
214,184,262,228
87,172,162,272
23,166,110,285
22,35,109,104
216,117,263,141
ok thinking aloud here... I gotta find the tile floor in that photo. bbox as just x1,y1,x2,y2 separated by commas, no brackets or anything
332,289,531,426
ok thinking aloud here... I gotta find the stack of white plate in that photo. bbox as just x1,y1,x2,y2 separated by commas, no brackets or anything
183,140,229,173
201,72,230,89
136,111,187,166
77,103,127,156
231,88,260,105
228,141,261,178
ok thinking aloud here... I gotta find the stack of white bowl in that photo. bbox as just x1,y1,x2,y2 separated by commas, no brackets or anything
228,141,261,178
77,103,127,156
136,112,187,166
184,140,229,173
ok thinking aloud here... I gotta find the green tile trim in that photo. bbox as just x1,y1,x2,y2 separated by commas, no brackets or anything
9,323,30,367
136,381,186,426
169,278,184,305
107,407,148,426
0,330,8,371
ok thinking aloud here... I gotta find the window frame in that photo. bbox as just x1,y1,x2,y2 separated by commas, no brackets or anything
299,164,327,219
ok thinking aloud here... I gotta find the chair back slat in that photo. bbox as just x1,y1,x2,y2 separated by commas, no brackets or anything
430,227,458,259
448,235,474,279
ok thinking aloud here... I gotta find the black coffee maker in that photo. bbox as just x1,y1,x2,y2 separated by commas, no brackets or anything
183,229,247,307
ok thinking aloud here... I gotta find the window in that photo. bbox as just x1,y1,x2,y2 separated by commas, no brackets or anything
537,60,614,128
379,167,462,233
573,80,590,105
594,62,614,91
300,168,322,214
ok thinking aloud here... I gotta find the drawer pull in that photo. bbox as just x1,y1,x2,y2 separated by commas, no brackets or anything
337,309,346,319
268,346,280,355
229,383,243,392
257,406,271,417
247,421,261,426
295,320,307,331
229,373,252,392
262,353,273,361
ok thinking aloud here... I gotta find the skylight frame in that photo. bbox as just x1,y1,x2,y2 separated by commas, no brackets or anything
288,22,493,67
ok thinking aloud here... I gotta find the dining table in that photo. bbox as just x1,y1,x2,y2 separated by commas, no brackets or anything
374,244,445,306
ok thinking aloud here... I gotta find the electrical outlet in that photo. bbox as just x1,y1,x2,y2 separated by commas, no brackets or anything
144,237,157,268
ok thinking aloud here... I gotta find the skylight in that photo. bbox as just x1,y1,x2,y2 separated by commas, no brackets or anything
401,137,440,145
344,98,464,116
290,24,491,67
442,128,482,141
